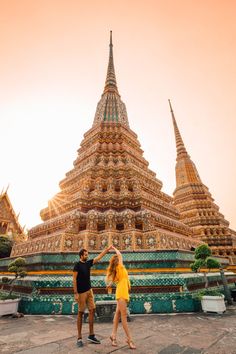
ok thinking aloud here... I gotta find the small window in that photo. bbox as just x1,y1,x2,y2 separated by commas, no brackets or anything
79,224,86,231
116,223,124,231
97,224,105,231
135,223,143,230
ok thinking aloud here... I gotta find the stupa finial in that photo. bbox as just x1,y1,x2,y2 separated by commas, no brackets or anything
110,30,113,46
168,99,188,159
93,32,129,126
103,31,119,94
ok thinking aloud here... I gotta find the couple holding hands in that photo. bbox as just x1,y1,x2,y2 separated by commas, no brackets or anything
73,244,136,349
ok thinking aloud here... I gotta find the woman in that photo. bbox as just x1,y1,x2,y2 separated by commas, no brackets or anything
106,245,136,349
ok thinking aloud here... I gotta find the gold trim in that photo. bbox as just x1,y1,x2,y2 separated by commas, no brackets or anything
0,267,225,276
1,267,193,276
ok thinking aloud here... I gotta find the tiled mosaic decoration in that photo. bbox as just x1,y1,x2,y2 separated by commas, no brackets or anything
1,250,235,314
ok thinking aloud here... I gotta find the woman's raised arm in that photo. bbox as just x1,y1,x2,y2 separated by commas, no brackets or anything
111,245,123,265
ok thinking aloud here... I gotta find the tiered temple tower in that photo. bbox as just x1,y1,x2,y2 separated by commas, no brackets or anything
169,100,236,263
4,34,236,317
11,33,199,257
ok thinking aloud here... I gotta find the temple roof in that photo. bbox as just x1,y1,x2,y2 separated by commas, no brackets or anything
93,31,129,127
0,188,24,236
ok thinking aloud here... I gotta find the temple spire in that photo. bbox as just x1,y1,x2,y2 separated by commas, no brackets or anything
93,32,129,127
169,100,202,186
103,31,119,95
168,99,189,159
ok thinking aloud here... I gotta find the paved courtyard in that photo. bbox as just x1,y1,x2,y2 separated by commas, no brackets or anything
1,306,236,354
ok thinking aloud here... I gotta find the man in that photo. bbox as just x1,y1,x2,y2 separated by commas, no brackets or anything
73,246,112,347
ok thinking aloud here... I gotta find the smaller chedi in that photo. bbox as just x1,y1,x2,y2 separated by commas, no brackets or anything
169,100,236,264
0,188,26,244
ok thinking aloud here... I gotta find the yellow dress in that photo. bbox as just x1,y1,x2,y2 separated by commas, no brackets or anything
114,264,131,301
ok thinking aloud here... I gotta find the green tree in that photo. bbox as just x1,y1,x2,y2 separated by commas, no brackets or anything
0,235,13,258
191,244,220,288
0,257,27,299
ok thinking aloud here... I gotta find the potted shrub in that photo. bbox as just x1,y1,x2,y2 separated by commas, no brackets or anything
0,257,27,316
191,244,226,314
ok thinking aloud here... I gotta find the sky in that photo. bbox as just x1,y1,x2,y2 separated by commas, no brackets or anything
0,0,235,231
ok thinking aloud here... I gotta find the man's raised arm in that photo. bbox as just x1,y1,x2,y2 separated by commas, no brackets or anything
93,245,112,264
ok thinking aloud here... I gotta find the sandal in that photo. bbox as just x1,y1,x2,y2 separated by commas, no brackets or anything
110,335,118,347
126,338,136,349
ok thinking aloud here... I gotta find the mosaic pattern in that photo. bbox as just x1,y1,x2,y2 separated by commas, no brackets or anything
3,272,234,292
16,293,202,315
94,93,129,127
1,250,235,315
7,278,232,315
1,250,196,271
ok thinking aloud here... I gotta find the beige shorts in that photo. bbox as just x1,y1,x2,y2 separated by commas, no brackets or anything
77,289,95,312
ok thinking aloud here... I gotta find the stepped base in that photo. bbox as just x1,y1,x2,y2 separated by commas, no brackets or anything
0,250,235,314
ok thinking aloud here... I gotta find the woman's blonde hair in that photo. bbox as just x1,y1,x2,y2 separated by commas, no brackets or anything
106,254,119,284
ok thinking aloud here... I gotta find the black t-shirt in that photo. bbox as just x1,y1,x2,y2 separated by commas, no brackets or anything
73,259,94,294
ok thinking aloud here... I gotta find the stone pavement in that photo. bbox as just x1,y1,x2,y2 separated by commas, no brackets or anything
1,307,236,354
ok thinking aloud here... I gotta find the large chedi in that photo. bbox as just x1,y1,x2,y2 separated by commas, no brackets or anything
169,100,236,264
11,33,199,257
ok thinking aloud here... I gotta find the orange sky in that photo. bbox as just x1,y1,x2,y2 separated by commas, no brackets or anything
0,0,235,231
